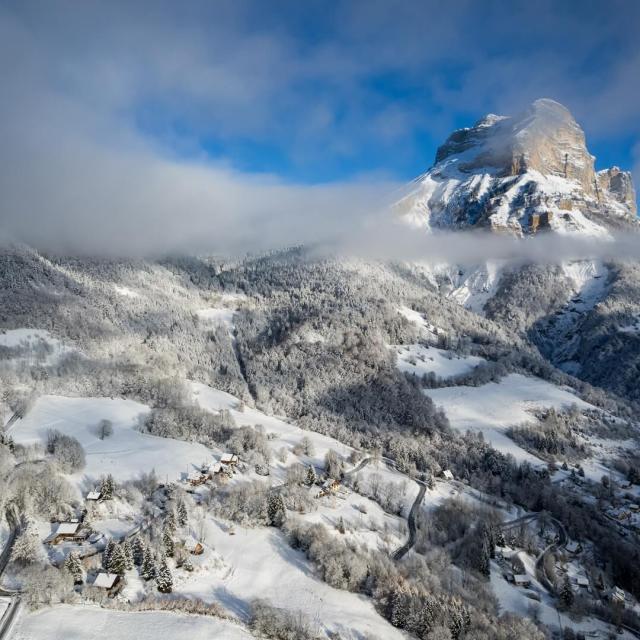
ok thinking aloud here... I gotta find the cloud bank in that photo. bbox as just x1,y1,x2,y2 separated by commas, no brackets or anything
0,1,638,259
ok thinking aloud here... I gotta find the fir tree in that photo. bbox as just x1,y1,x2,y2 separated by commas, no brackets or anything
123,540,134,570
177,499,188,526
267,491,286,528
165,509,176,533
108,543,127,575
141,547,156,581
100,474,115,500
305,465,317,486
155,557,173,594
102,538,115,570
10,519,39,565
64,552,83,584
559,577,574,609
132,536,145,566
163,526,174,557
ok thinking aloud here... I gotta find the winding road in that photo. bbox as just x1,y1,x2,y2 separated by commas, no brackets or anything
392,481,426,561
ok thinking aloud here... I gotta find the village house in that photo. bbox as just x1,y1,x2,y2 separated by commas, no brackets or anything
565,540,582,554
513,574,531,588
184,536,204,555
607,586,626,606
442,469,454,481
85,490,101,501
187,470,209,487
92,572,123,597
575,576,590,589
46,522,88,545
317,478,340,498
220,453,239,467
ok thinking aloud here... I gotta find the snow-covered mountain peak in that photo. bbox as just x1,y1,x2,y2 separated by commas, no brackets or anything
398,99,637,236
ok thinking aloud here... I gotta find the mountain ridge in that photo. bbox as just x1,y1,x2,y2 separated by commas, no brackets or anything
397,98,637,236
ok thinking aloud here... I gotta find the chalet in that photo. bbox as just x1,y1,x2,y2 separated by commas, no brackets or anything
576,576,590,588
92,572,123,597
86,490,102,501
184,536,204,555
607,586,625,606
187,471,209,487
629,503,639,513
220,453,239,467
317,478,340,497
46,522,87,545
513,574,531,588
565,540,582,554
210,462,224,475
442,470,454,481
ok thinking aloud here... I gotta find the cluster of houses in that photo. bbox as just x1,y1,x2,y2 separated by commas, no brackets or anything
316,478,340,498
605,503,640,530
185,453,239,487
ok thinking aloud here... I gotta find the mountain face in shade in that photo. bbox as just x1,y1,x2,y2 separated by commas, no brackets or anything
397,98,637,236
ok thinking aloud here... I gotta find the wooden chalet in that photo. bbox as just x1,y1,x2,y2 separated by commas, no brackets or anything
317,478,340,498
442,469,454,481
86,490,102,501
220,453,239,467
513,574,531,588
46,522,87,545
184,536,204,555
92,571,124,597
187,470,209,487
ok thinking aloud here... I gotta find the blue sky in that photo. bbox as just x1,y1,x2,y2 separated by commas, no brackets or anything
0,0,639,254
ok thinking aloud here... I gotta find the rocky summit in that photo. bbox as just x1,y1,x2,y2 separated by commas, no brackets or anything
397,98,637,236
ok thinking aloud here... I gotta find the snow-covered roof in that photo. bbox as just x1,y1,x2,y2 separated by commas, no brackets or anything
184,536,202,552
576,576,589,586
322,479,337,489
513,574,530,584
220,453,238,463
86,491,101,500
187,471,203,481
565,541,580,553
92,572,119,589
56,522,80,535
211,462,223,473
442,470,454,480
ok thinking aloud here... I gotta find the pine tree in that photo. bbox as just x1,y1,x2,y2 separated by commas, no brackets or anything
10,519,39,565
102,538,116,570
267,491,286,527
123,540,134,570
559,577,574,609
132,536,145,566
305,465,317,486
177,499,188,526
163,526,174,557
141,547,156,581
100,474,115,500
155,557,173,594
64,552,83,584
165,509,176,533
108,543,127,575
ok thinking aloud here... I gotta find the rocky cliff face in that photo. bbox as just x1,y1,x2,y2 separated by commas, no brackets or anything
397,99,637,236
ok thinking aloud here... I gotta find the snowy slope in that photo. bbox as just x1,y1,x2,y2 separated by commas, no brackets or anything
394,344,485,379
10,395,214,488
425,373,592,465
12,606,253,640
176,518,407,640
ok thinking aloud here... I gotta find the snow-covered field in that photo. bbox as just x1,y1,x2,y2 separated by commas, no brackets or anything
12,606,253,640
394,344,484,379
0,328,74,366
426,373,591,465
10,395,214,489
176,516,406,639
